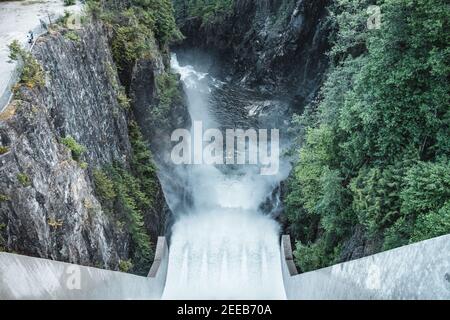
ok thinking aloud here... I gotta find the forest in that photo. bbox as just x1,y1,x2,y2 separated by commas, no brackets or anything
285,0,449,272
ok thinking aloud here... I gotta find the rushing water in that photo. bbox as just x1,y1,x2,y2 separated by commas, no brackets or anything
161,55,287,299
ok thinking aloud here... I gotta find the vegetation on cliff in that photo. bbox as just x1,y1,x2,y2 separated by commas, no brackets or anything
86,0,181,75
93,122,160,275
173,0,234,23
8,40,45,89
286,0,450,272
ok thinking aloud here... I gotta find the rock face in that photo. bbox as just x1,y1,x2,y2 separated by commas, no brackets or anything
130,57,190,161
176,0,330,108
174,0,331,230
0,23,169,271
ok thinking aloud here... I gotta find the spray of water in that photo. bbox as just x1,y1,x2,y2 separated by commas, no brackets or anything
161,55,287,299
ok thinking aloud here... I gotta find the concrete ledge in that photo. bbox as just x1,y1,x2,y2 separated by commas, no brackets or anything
281,235,298,276
148,236,168,278
281,234,450,300
0,237,169,300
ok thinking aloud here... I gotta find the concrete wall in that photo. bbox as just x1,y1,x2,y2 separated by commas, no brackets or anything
281,234,450,300
0,237,169,300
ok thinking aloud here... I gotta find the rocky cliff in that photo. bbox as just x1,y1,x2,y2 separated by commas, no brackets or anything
173,0,331,229
175,0,330,108
0,20,179,274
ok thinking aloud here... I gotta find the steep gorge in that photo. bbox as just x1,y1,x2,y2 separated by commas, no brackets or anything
175,0,330,108
0,2,189,275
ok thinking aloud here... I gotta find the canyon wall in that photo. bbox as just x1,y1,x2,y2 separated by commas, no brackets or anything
175,0,330,108
0,19,181,274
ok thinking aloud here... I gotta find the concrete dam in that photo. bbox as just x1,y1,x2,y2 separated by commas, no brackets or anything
1,234,450,299
0,1,449,301
1,55,449,300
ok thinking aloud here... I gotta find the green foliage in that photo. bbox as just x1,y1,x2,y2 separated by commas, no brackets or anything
285,0,450,271
93,169,116,202
79,161,88,169
350,163,406,237
0,146,8,155
400,160,450,218
111,19,154,72
93,124,159,275
8,40,21,61
128,121,159,198
117,89,130,109
118,259,134,272
174,0,234,23
101,0,181,74
0,194,9,202
63,0,76,6
293,239,341,273
17,173,31,187
8,40,45,89
110,165,153,274
64,31,80,42
60,10,71,25
412,202,450,242
151,72,182,124
61,136,87,162
86,0,101,18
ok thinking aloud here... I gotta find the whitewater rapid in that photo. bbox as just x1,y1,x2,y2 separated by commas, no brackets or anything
161,55,287,299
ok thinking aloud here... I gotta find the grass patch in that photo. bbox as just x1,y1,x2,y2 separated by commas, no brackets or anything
64,31,80,42
61,135,86,162
17,173,31,187
0,146,9,155
118,259,133,272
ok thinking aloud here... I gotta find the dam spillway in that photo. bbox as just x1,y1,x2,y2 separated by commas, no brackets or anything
0,4,449,299
161,55,287,299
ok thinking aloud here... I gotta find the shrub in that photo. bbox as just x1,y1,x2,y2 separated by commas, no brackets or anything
0,194,9,202
151,72,182,126
79,162,88,169
128,121,159,199
65,31,80,42
8,40,45,88
63,0,76,6
48,218,63,229
0,146,9,155
411,202,450,242
60,10,71,25
174,0,234,24
117,90,130,109
293,239,339,273
86,0,101,18
61,136,86,162
118,259,133,272
109,166,153,274
92,124,159,275
93,169,116,202
351,164,406,237
17,173,31,187
105,1,181,78
8,40,21,61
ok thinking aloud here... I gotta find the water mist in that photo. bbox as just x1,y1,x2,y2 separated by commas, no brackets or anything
161,55,288,299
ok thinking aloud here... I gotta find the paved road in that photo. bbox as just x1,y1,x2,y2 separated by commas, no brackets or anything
0,0,81,113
